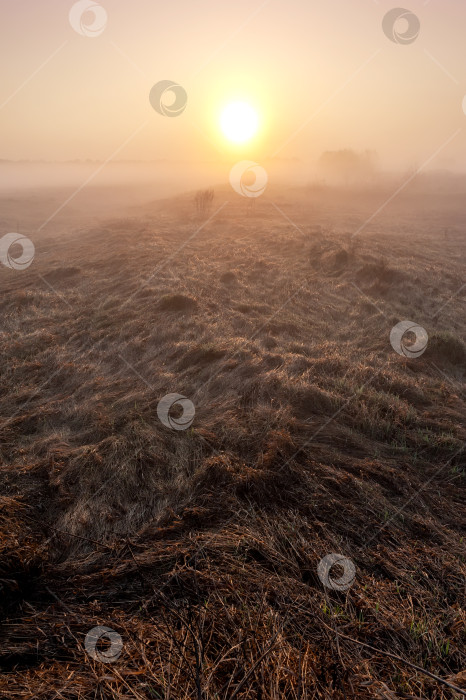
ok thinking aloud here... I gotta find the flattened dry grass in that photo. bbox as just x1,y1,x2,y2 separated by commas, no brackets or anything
0,187,465,698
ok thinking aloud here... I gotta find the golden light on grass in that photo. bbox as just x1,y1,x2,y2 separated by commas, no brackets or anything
220,101,259,143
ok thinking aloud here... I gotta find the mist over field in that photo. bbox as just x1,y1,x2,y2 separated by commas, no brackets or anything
0,1,465,699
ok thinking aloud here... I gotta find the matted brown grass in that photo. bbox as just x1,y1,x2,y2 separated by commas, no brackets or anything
0,183,465,698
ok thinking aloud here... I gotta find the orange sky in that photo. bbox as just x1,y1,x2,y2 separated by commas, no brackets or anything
1,0,466,170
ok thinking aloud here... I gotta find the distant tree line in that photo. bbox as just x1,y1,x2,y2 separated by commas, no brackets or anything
318,149,378,185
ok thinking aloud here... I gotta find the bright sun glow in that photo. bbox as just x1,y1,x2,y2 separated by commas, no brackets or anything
220,102,259,143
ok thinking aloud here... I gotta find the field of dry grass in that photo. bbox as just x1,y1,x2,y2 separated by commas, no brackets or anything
0,182,465,698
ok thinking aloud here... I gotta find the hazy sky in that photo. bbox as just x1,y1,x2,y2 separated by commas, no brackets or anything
1,0,466,169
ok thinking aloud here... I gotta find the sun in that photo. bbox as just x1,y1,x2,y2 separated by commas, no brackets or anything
220,101,259,143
